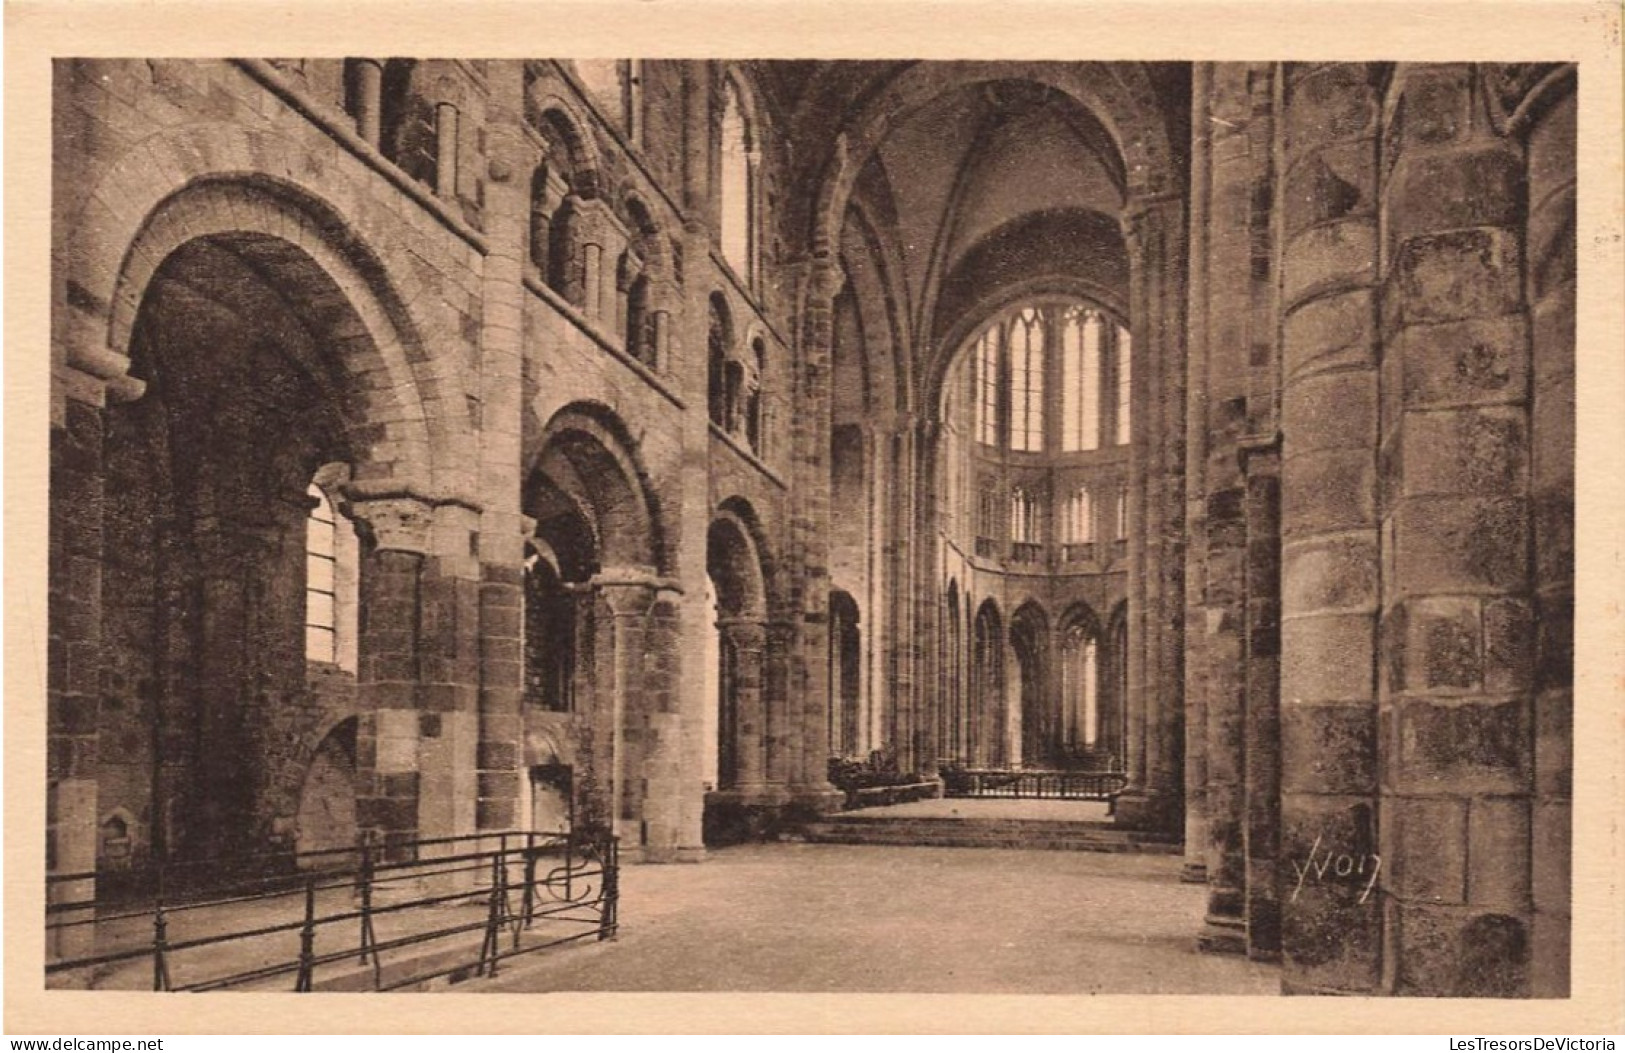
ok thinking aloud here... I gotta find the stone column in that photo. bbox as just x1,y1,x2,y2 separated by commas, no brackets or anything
1379,63,1538,997
718,618,769,789
1199,62,1278,953
574,199,623,326
1115,193,1188,834
434,102,460,200
787,256,845,811
764,618,797,786
890,420,919,772
1182,61,1215,887
352,59,384,148
908,420,937,769
1241,437,1283,960
415,502,483,845
47,385,111,959
348,495,434,860
650,303,669,373
592,573,657,853
474,68,536,834
639,589,686,860
1276,61,1384,994
1522,75,1575,999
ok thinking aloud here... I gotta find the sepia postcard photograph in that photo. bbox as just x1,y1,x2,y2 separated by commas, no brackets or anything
6,0,1624,1036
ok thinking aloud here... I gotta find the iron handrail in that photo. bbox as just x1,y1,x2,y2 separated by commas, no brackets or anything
45,829,617,993
941,768,1128,800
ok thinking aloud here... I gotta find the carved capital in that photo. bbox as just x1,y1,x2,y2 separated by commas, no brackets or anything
346,494,435,555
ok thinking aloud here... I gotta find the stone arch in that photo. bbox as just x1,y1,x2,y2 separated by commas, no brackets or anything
828,588,863,758
524,87,605,199
530,402,666,575
620,191,671,278
707,501,770,622
808,62,1175,259
707,499,773,801
839,203,910,421
99,168,460,863
103,173,444,497
1010,600,1051,767
972,597,1006,767
1058,599,1103,639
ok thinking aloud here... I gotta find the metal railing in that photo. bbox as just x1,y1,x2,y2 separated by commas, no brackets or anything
45,829,617,992
940,768,1127,801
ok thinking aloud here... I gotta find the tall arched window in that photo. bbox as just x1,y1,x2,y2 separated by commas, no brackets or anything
305,485,339,664
720,76,755,285
304,480,357,672
1115,327,1133,446
974,327,1000,447
1010,309,1045,452
1062,308,1104,452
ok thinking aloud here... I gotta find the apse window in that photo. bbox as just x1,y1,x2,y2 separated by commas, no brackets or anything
1010,309,1045,452
720,75,757,288
963,300,1128,454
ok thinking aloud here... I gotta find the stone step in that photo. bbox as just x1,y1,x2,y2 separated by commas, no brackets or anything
800,818,1181,854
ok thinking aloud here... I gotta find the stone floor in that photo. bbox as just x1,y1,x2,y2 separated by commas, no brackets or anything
467,842,1281,995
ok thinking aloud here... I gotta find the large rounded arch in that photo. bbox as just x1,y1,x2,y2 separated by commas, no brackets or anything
529,402,667,575
707,504,770,623
103,176,448,496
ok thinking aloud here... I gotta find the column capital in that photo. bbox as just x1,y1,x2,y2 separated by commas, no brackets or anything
591,566,674,617
346,493,436,555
